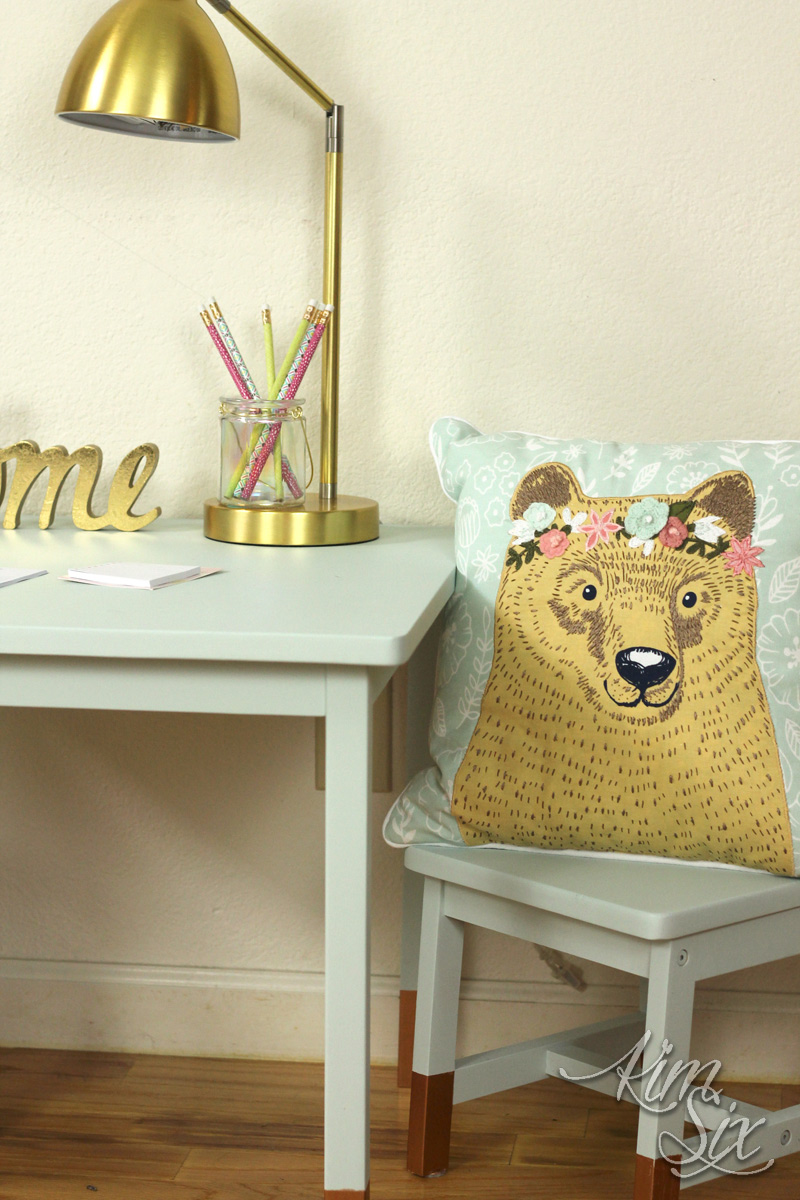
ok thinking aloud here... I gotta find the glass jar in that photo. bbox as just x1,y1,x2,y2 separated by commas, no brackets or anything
219,398,311,509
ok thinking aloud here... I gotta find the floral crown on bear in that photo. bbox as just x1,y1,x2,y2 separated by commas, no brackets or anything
507,495,764,577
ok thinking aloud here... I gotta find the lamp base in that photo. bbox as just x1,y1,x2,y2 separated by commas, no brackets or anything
203,494,380,546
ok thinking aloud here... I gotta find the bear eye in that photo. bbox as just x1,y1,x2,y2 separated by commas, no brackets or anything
682,591,697,609
582,584,597,601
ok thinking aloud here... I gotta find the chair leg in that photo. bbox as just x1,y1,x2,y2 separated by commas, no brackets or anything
397,864,425,1087
634,942,695,1200
406,876,464,1177
397,990,417,1089
634,1155,681,1200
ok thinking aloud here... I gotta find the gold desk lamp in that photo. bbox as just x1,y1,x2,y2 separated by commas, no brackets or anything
56,0,379,546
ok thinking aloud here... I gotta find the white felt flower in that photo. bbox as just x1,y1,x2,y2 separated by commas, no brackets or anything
629,536,655,556
694,515,725,544
562,507,588,532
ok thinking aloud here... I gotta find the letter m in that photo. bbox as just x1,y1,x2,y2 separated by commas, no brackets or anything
0,441,105,530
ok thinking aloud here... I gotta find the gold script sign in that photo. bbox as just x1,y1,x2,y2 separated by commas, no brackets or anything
0,441,161,532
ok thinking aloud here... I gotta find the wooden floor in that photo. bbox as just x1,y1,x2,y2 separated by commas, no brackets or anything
0,1049,799,1198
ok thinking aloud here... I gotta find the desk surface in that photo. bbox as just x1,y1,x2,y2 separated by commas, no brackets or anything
0,521,455,666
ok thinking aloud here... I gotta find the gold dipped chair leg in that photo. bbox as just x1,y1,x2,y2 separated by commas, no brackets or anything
397,989,417,1088
405,876,463,1176
407,1069,455,1177
634,1155,681,1200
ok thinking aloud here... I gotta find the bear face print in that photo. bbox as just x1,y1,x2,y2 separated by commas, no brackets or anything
452,463,795,875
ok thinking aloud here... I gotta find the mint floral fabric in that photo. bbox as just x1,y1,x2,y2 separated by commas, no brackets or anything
384,419,800,874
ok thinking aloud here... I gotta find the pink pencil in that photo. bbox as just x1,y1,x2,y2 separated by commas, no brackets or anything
199,308,252,402
281,305,332,407
282,455,303,499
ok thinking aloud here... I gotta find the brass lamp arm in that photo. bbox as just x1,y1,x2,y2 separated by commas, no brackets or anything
205,0,343,502
205,0,334,111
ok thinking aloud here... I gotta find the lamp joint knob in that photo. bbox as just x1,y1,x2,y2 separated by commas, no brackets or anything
326,104,343,152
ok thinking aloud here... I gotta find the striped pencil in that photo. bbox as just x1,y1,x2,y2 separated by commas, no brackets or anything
282,455,303,499
280,305,332,408
208,297,261,401
269,302,317,403
199,308,252,401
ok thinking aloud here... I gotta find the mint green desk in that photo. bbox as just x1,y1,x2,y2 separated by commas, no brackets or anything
0,520,455,1199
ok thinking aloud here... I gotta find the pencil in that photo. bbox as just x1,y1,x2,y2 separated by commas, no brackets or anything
235,307,331,502
262,307,276,390
269,302,317,402
280,305,332,408
262,307,281,497
224,301,317,499
199,308,252,401
209,297,261,401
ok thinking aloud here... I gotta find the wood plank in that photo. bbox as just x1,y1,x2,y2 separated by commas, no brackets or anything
0,1049,134,1079
511,1132,632,1169
0,1182,215,1200
0,1049,796,1199
585,1104,640,1140
0,1136,188,1179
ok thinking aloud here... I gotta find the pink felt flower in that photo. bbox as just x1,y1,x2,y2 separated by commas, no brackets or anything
539,529,570,558
722,535,765,577
580,509,622,550
658,516,689,548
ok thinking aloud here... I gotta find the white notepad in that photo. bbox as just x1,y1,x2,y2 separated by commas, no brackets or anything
67,562,203,589
0,568,47,588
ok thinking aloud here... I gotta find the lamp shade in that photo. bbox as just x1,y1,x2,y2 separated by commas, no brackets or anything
56,0,241,142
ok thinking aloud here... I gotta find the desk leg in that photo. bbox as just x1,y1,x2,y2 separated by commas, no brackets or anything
324,666,373,1200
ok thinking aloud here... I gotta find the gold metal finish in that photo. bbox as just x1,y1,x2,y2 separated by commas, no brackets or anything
0,441,161,531
57,0,378,544
203,494,379,545
56,0,240,141
321,139,343,501
217,4,332,110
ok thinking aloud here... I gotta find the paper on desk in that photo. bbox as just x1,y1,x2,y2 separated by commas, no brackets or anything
63,563,222,590
0,568,47,588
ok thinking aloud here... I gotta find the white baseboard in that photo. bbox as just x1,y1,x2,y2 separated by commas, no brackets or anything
0,958,794,1082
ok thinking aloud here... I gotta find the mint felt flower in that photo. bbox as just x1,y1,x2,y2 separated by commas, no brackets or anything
522,502,556,531
624,497,669,541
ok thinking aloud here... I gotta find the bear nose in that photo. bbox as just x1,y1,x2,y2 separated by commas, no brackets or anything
616,647,676,692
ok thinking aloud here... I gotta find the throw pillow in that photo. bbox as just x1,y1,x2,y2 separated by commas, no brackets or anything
384,419,800,876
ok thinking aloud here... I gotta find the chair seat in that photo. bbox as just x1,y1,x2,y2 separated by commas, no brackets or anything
405,844,800,940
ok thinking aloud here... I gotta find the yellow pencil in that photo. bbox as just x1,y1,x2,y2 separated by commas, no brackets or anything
269,301,317,403
263,307,282,498
262,306,276,390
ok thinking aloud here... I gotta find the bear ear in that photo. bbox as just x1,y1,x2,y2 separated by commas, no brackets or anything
510,462,588,521
687,471,755,539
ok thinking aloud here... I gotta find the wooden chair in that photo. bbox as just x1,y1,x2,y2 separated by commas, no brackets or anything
398,843,800,1197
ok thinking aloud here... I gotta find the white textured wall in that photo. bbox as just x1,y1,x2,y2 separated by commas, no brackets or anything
1,0,800,1078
